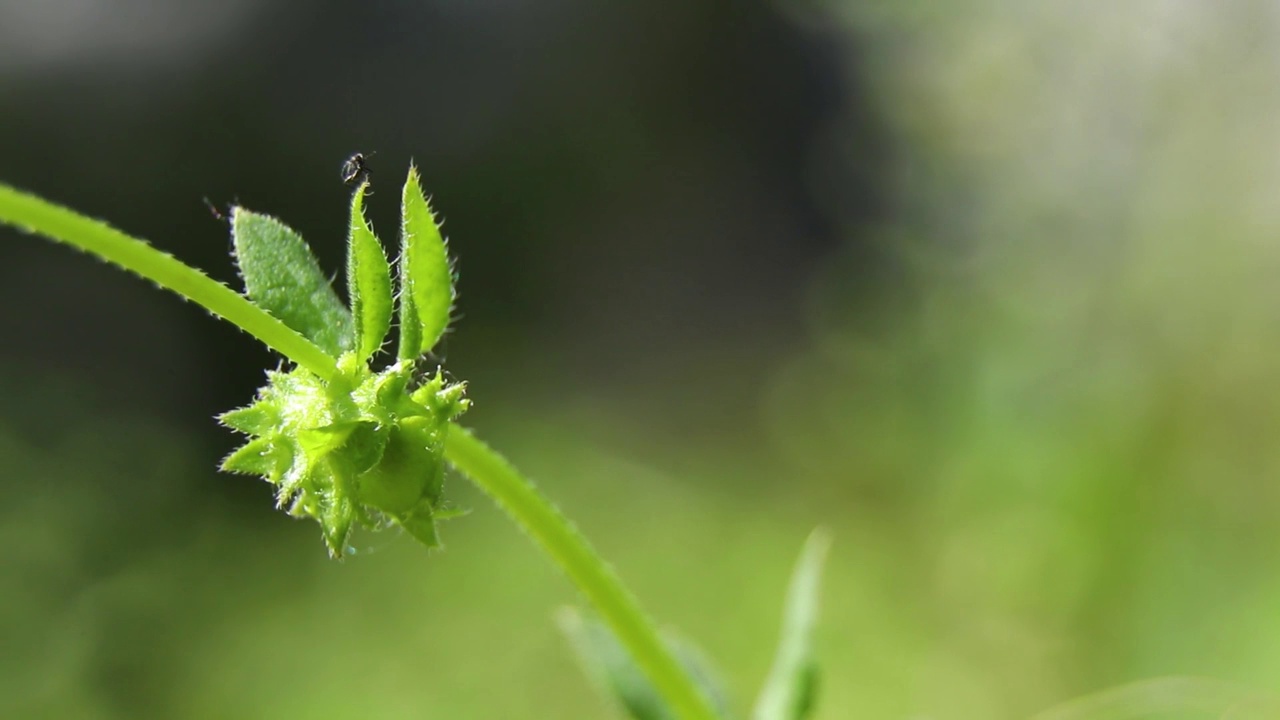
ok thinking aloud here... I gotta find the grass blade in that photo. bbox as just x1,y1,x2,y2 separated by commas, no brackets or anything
752,528,832,720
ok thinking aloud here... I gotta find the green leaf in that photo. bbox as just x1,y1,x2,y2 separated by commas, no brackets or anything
392,504,441,549
218,403,278,435
220,437,282,479
558,608,733,720
321,457,358,557
231,207,353,357
752,529,831,720
346,182,393,362
397,164,454,359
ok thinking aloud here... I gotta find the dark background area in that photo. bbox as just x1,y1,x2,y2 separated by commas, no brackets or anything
0,0,884,425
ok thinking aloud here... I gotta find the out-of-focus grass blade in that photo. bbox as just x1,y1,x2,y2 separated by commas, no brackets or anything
1030,677,1278,720
558,607,733,720
752,528,831,720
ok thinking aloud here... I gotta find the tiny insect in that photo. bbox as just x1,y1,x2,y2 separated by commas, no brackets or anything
341,152,374,186
202,197,232,224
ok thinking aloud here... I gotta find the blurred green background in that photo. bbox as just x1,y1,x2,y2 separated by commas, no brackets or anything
3,1,1280,717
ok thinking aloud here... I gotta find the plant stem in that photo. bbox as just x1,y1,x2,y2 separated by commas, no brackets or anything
0,181,719,719
0,183,339,381
443,426,720,720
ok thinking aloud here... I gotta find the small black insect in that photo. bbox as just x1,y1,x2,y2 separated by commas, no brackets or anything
341,152,374,186
202,197,232,225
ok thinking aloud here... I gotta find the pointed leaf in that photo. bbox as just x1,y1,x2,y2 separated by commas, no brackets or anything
393,504,441,549
433,502,471,521
218,403,278,435
346,182,393,362
397,164,454,359
558,608,733,720
321,456,359,557
397,272,422,360
321,493,356,557
232,207,353,357
752,529,832,720
220,437,280,478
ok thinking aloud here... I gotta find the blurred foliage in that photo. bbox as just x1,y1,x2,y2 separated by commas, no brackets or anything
6,0,1280,718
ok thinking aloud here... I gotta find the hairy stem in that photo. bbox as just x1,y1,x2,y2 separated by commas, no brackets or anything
0,181,719,719
0,183,339,380
443,426,720,720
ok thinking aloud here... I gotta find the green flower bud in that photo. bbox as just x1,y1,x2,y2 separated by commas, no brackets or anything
219,356,469,557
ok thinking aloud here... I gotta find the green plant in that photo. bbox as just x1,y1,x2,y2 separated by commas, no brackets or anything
0,168,827,720
4,167,1274,720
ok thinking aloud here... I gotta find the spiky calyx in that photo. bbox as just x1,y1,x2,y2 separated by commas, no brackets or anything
220,353,469,556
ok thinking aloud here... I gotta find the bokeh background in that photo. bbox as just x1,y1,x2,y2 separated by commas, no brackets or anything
3,0,1280,717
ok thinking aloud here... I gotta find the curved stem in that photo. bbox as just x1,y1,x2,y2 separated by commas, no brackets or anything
0,183,339,380
443,425,720,720
0,181,717,717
